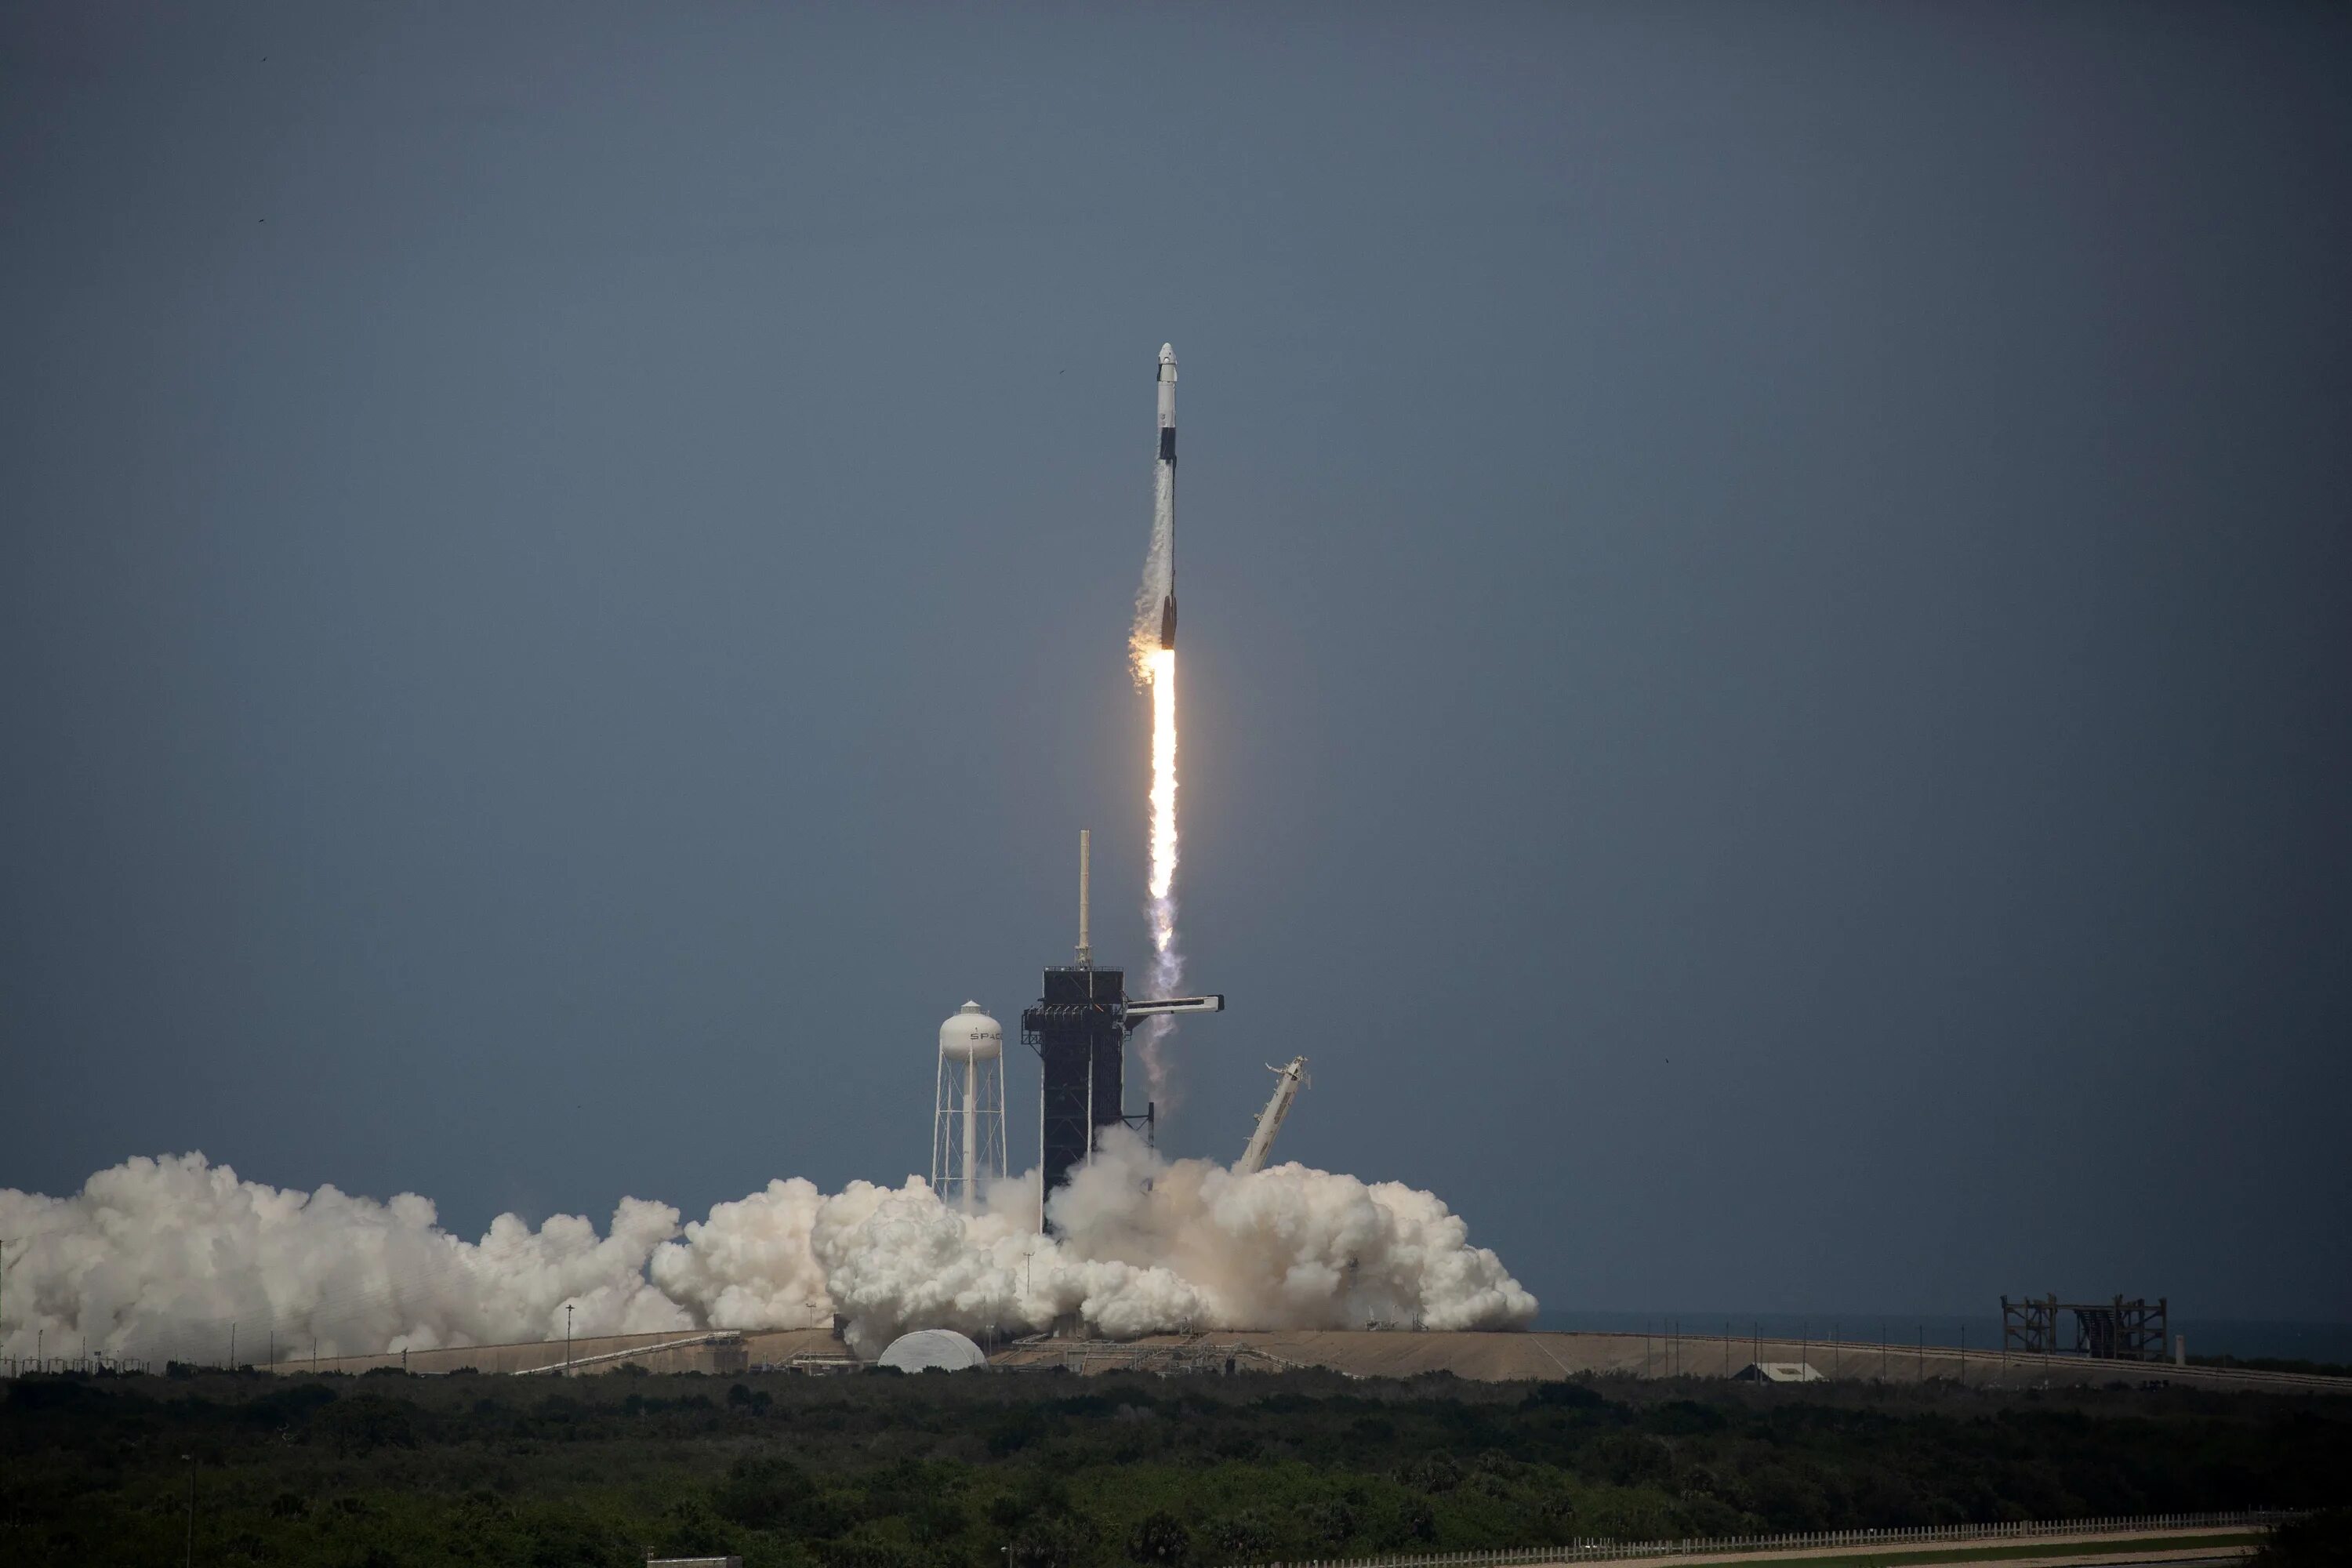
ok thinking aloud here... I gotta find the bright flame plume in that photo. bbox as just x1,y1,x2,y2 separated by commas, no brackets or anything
1140,646,1182,1102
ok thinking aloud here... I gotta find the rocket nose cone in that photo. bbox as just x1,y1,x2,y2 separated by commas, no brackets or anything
1159,343,1176,363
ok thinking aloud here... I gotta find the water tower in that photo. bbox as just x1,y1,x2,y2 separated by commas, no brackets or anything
933,1001,1007,1210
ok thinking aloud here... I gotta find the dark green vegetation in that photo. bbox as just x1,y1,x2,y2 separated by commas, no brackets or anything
2250,1508,2352,1566
4,1367,2345,1567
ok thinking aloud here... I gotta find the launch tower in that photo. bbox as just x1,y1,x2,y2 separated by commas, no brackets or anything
1023,830,1223,1225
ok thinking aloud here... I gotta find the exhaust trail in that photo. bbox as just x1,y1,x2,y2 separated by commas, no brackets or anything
1131,345,1182,1109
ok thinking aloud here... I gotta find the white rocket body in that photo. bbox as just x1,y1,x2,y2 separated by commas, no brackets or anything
1154,343,1178,648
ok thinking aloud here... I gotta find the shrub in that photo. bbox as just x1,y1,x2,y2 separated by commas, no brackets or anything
1396,1452,1464,1493
1011,1512,1102,1568
712,1454,815,1531
1127,1509,1192,1566
1300,1497,1357,1551
2252,1510,2352,1567
1209,1511,1275,1561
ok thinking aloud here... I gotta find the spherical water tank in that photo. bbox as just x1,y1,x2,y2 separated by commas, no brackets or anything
877,1328,989,1372
940,1000,1002,1062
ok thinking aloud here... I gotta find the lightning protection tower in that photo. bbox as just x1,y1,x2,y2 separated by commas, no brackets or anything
933,1002,1007,1210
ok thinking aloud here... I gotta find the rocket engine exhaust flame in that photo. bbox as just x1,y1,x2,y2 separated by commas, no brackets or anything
1141,647,1182,1102
1132,343,1184,1108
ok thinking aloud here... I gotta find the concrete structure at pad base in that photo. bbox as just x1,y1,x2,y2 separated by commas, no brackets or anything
1734,1361,1827,1382
252,1325,2352,1394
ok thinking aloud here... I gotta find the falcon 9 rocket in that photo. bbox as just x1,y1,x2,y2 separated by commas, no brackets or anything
1154,343,1177,648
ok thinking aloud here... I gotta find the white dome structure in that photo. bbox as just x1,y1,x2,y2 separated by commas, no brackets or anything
877,1328,989,1373
932,1003,1007,1211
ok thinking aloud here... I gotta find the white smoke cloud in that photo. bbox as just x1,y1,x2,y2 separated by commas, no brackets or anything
0,1153,690,1364
648,1178,830,1332
2,1134,1535,1364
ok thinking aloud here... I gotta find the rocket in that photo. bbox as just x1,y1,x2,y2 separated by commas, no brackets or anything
1155,342,1178,649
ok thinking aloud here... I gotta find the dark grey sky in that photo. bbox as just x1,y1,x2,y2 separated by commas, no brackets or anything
3,2,2347,1323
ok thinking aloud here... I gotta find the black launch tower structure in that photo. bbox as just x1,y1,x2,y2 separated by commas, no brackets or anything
1025,964,1140,1203
1021,838,1224,1219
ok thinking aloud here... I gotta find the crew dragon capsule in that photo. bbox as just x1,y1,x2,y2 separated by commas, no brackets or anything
1155,342,1178,649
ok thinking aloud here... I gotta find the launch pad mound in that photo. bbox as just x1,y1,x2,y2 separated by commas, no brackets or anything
270,1326,2352,1393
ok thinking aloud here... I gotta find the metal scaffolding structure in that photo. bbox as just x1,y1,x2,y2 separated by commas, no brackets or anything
2002,1294,2170,1361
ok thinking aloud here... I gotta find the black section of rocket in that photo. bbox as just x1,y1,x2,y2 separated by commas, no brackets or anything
1156,343,1178,652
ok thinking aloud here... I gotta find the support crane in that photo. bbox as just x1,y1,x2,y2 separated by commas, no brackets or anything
1236,1057,1308,1174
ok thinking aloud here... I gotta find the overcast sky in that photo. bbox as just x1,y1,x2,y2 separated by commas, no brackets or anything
3,2,2347,1324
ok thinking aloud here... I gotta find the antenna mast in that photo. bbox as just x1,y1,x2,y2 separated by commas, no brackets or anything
1076,828,1092,967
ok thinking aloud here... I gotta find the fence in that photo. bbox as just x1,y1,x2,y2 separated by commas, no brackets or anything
1,1356,151,1377
1227,1508,2295,1568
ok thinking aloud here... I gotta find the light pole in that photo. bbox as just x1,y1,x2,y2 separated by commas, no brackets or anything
565,1304,574,1377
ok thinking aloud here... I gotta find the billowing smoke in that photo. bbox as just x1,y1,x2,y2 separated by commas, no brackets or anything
1,1133,1535,1363
0,1153,691,1365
